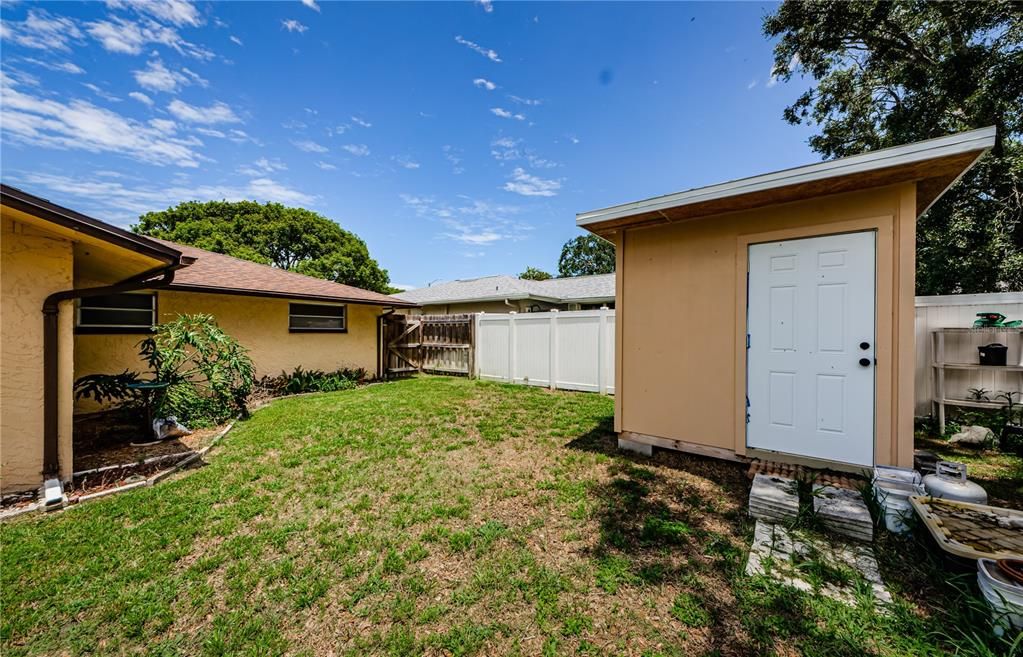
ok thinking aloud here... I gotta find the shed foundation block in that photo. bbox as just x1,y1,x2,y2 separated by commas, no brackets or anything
617,437,653,456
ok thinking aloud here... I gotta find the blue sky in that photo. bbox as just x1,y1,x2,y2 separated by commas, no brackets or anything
0,0,817,289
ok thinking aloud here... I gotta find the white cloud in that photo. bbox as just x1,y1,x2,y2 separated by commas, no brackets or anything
476,0,494,12
15,172,316,221
566,134,580,144
106,0,203,27
473,78,497,91
747,79,757,90
454,35,501,63
148,118,177,133
0,9,83,52
21,58,85,75
128,91,154,105
301,0,321,12
442,145,463,174
393,155,420,169
83,83,122,102
315,161,337,170
342,143,370,156
509,95,541,106
503,168,561,197
400,193,530,246
167,99,240,124
133,58,207,93
291,139,328,153
195,127,225,138
491,107,524,121
1,73,204,167
350,115,371,128
86,16,213,59
230,35,243,46
238,157,287,176
282,19,308,33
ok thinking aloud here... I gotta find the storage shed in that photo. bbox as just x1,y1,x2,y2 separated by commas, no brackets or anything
577,127,996,471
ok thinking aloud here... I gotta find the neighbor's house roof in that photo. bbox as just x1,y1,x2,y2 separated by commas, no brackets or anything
392,273,614,306
577,126,997,236
154,239,416,307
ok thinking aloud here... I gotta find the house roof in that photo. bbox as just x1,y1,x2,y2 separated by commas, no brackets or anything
577,126,997,237
392,273,615,306
155,239,415,307
1,184,185,265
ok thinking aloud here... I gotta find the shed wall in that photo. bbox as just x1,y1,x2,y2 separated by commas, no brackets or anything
617,183,917,468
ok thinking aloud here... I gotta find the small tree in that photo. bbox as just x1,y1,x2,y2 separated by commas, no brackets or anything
75,314,254,427
558,235,615,277
519,267,553,281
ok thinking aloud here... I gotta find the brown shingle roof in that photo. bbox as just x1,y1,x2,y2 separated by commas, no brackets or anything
153,239,415,307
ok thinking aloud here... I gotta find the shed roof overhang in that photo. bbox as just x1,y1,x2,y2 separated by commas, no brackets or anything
576,127,996,238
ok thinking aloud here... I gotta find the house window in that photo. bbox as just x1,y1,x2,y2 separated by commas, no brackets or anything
289,303,346,332
76,293,155,333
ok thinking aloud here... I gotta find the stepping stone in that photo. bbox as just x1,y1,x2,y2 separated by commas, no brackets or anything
745,520,892,607
813,484,873,542
749,473,799,523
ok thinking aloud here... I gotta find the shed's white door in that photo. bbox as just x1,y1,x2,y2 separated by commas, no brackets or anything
746,231,876,466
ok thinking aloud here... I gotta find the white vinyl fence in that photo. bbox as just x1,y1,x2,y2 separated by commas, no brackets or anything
475,309,615,393
915,292,1023,416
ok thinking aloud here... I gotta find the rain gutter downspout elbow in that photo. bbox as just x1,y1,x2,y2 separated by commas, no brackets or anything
41,260,191,485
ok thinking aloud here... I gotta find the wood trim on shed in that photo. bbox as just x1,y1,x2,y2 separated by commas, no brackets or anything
733,212,900,467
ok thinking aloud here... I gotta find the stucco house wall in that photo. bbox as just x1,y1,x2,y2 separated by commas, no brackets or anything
1,217,75,493
74,292,386,412
614,183,918,469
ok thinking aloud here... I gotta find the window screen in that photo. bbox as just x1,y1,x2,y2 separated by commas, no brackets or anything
77,293,155,331
289,303,346,332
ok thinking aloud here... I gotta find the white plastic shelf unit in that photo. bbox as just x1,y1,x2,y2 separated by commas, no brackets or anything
931,327,1023,433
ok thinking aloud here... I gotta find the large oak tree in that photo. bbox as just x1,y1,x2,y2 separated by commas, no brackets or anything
764,0,1023,294
134,200,396,294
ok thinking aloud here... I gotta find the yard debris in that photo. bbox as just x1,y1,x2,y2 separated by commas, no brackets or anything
813,484,873,542
949,425,995,446
748,473,800,523
154,416,191,441
746,520,892,607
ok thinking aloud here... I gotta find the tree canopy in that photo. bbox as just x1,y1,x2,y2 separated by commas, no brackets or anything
764,0,1023,294
134,200,396,294
558,235,615,277
519,267,553,281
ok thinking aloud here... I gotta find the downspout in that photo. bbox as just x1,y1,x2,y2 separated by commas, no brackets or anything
504,299,516,311
41,260,191,497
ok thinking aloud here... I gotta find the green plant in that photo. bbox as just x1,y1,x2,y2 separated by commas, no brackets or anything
140,314,254,425
75,314,253,427
968,387,991,402
256,366,367,397
74,370,142,405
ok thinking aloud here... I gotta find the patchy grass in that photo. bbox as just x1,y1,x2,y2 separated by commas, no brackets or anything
1,377,1019,656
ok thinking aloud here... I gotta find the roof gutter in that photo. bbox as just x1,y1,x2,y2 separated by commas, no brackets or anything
41,258,194,480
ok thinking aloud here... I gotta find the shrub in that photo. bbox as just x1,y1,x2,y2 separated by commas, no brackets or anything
74,314,254,427
255,366,367,397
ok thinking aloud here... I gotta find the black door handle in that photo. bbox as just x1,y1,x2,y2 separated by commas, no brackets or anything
859,358,871,367
860,341,870,350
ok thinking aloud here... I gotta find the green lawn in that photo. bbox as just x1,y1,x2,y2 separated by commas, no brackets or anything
1,377,1018,656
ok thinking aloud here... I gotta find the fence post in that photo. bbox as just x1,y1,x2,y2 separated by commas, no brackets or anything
507,312,517,383
470,313,479,379
597,306,608,395
549,310,559,390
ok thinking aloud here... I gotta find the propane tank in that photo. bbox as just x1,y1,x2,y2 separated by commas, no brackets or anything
923,461,988,504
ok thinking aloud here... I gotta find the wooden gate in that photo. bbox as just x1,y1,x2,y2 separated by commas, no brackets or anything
378,313,474,378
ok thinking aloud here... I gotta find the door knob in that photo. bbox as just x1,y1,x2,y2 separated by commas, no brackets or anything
859,358,871,367
860,341,870,350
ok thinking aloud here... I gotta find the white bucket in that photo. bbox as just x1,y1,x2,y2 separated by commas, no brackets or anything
977,559,1023,637
873,479,923,535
